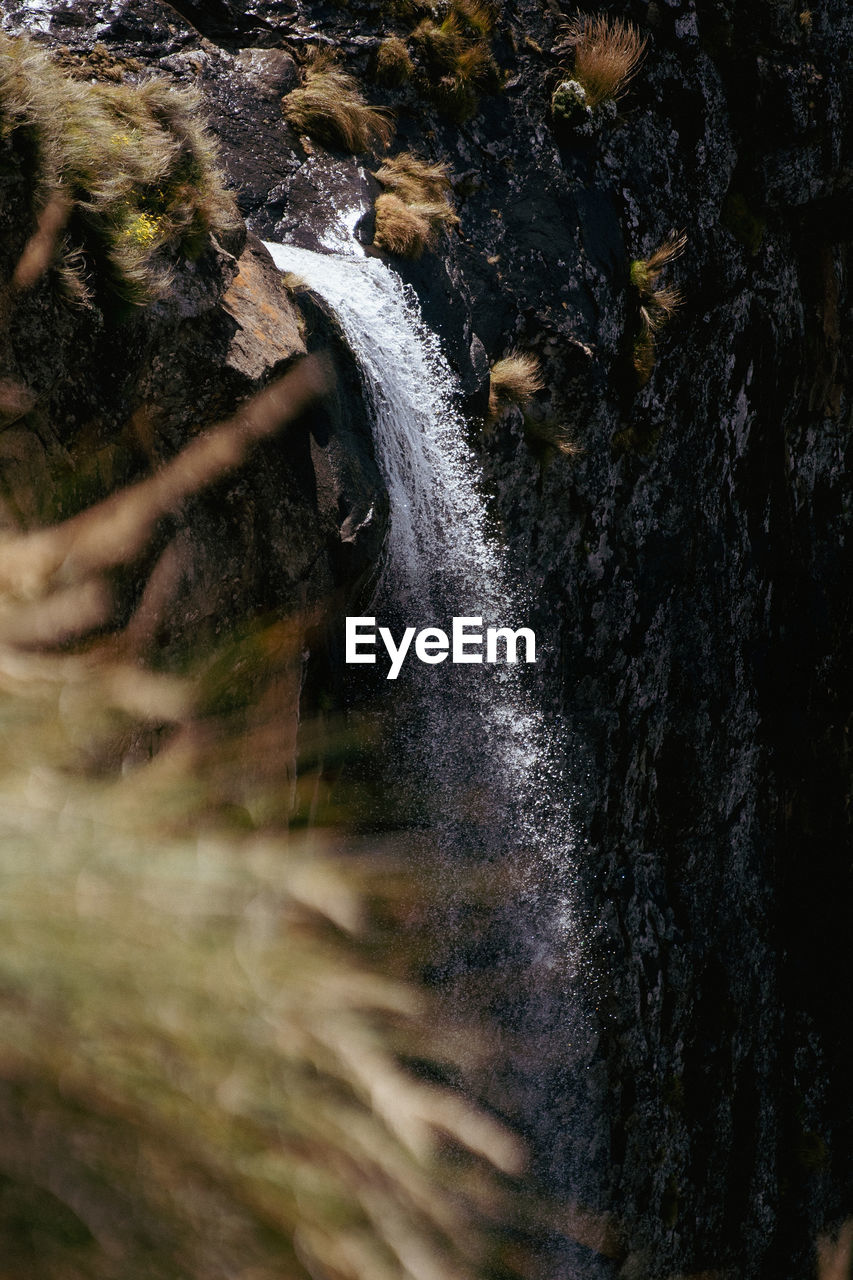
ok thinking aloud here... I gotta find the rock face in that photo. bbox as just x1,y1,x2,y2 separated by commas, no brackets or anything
0,76,386,791
1,0,851,1275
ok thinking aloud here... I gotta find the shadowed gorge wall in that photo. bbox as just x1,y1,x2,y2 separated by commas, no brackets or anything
0,1,850,1276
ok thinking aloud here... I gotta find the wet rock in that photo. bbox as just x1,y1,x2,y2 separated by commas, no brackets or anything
221,236,304,382
270,152,377,252
233,45,298,97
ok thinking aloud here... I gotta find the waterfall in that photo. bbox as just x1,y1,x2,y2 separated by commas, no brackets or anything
264,236,575,920
265,240,503,616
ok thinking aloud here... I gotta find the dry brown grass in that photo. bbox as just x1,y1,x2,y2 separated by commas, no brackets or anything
447,39,499,93
632,326,657,384
411,13,466,73
0,679,530,1280
373,154,457,258
644,282,683,323
9,193,71,292
562,12,647,108
0,32,239,304
282,49,393,153
375,151,453,204
488,352,545,418
523,417,582,459
373,193,445,258
630,232,686,383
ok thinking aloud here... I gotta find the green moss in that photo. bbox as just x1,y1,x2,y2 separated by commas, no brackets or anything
550,79,590,128
629,257,650,291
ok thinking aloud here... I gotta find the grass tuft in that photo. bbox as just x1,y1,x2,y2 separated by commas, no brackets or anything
282,48,393,153
438,40,499,118
408,3,500,120
373,192,434,256
560,12,647,109
488,352,545,419
632,326,657,384
645,282,682,323
638,231,687,284
454,0,499,37
523,415,582,460
0,669,530,1280
630,232,686,384
372,153,458,258
373,193,452,258
375,35,415,86
374,151,453,204
411,13,465,73
0,32,240,305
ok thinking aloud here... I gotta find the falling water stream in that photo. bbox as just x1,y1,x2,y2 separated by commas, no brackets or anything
264,235,575,915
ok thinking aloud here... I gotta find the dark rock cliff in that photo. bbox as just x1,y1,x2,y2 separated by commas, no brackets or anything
0,66,386,787
1,0,850,1275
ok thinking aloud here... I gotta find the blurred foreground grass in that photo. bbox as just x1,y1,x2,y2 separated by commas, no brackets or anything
0,180,533,1267
0,635,534,1280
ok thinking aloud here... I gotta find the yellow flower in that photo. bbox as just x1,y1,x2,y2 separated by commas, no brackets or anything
124,211,161,246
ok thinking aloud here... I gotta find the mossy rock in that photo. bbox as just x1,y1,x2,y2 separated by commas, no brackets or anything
550,78,591,129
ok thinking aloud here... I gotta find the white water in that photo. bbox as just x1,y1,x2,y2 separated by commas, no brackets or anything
266,239,504,617
265,235,574,900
